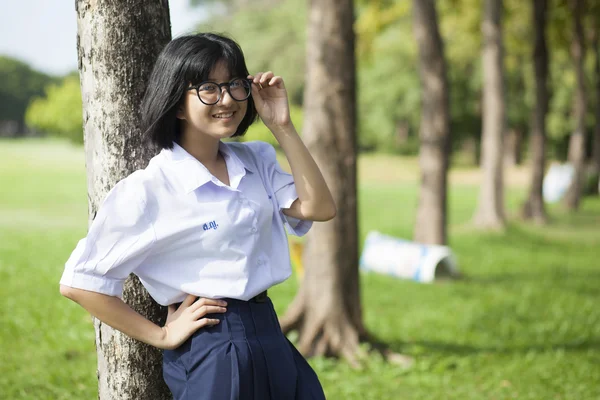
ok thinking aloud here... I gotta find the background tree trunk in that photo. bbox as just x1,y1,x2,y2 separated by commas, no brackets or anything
76,1,172,398
280,0,366,364
522,0,549,223
504,127,523,166
592,18,600,180
473,0,506,229
563,0,587,210
412,0,451,245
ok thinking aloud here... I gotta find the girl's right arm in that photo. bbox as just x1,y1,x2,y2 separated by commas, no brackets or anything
60,286,227,350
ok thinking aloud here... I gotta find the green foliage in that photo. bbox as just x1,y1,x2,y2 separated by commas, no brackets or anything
2,139,600,399
197,0,307,105
0,56,54,127
230,104,304,148
25,74,83,144
357,20,420,152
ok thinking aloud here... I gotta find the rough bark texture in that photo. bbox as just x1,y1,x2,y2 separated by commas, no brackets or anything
522,0,549,223
473,0,506,229
412,0,450,245
76,1,172,398
563,0,587,210
280,0,366,365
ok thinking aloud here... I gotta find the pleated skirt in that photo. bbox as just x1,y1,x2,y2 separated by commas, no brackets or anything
162,296,326,400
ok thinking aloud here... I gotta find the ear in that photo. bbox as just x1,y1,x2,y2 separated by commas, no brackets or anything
176,106,186,120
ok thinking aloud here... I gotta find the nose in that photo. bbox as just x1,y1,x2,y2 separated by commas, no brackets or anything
218,86,235,106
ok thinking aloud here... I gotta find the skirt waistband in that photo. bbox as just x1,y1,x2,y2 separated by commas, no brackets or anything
173,290,268,308
220,290,269,304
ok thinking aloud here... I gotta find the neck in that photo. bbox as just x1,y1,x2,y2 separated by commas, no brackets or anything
180,133,221,168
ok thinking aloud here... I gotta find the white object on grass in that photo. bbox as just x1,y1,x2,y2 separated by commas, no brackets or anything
359,231,459,283
543,163,574,203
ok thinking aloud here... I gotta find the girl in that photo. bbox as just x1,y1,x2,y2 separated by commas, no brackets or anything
59,33,335,399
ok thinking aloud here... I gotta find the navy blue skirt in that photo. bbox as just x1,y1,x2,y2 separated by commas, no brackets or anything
162,296,326,400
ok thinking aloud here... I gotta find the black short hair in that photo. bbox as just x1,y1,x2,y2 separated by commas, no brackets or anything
140,33,258,149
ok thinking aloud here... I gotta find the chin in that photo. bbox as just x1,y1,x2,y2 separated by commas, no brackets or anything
207,130,237,141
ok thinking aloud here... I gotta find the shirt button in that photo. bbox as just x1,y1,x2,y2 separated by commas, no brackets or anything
257,259,263,265
251,227,257,233
238,198,244,204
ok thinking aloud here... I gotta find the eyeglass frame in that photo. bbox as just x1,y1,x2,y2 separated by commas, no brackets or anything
186,78,253,106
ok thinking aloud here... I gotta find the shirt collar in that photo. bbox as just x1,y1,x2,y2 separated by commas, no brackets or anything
165,141,253,193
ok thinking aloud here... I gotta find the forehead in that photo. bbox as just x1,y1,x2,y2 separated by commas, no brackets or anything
206,60,235,82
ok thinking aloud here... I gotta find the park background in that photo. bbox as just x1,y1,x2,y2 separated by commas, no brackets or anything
1,0,599,399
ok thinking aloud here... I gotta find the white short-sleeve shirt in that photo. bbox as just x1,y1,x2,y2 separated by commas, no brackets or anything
59,140,311,306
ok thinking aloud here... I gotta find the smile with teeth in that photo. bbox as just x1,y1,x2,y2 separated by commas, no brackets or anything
212,112,235,119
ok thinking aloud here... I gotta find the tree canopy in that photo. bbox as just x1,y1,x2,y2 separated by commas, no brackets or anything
0,56,54,132
25,73,83,143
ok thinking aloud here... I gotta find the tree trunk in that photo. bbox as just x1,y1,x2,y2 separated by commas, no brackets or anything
76,1,172,398
504,127,523,166
592,18,600,178
473,0,506,229
280,0,366,365
395,120,410,147
563,0,587,210
412,0,451,245
522,0,549,223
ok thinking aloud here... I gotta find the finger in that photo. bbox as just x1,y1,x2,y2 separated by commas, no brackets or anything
167,304,176,316
250,83,264,101
194,297,228,308
192,305,227,319
253,72,264,84
189,299,226,313
260,71,274,84
269,76,283,87
251,82,262,93
195,318,221,329
180,294,197,309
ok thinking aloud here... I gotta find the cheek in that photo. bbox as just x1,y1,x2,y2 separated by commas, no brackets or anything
193,105,214,121
238,103,248,120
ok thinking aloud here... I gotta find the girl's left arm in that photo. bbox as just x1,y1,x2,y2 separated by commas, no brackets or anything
250,71,336,222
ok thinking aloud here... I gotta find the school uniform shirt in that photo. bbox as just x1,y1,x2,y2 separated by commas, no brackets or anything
59,141,311,306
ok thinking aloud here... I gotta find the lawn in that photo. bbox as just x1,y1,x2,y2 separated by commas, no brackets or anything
1,138,599,399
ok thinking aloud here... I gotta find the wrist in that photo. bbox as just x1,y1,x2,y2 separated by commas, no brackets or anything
148,325,169,349
269,121,297,138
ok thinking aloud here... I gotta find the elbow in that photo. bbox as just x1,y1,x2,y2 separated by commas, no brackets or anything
293,199,337,221
323,203,337,221
313,202,337,221
60,284,78,301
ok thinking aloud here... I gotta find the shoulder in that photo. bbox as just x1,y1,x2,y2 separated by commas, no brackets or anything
226,140,277,166
103,166,157,213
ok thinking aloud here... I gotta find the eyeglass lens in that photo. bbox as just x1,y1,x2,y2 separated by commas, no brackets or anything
197,79,251,105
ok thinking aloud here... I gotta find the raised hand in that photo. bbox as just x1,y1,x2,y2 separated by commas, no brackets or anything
160,294,227,350
249,71,292,131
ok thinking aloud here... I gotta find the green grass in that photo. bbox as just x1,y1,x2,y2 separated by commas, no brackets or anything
1,138,599,399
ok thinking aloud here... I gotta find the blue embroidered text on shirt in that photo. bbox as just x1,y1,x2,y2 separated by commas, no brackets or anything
203,221,219,231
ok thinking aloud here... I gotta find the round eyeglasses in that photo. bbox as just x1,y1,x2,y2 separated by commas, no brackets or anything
187,78,252,106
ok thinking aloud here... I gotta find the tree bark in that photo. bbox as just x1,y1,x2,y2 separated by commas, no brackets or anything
504,127,523,167
563,0,587,210
76,1,172,398
592,17,600,179
412,0,451,245
473,0,506,229
280,0,366,365
522,0,549,223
